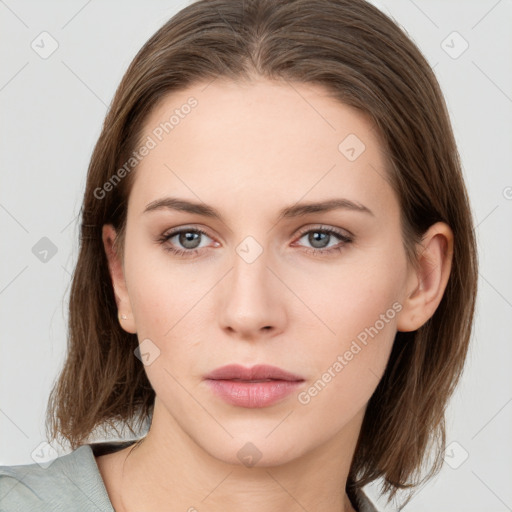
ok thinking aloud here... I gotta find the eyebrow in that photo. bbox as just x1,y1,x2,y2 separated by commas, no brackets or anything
143,196,374,221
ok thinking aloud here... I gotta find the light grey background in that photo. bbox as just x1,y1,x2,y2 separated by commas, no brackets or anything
1,1,511,510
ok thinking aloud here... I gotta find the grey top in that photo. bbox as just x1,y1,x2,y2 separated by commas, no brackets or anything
0,441,379,511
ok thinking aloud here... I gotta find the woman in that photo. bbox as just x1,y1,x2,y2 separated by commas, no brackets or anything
0,0,477,511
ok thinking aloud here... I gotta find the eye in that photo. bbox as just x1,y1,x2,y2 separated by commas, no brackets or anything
293,226,353,256
157,225,353,258
157,227,217,258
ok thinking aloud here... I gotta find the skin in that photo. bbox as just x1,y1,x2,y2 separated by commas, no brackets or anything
98,78,453,512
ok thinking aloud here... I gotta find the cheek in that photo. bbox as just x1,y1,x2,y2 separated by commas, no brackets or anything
296,241,406,345
123,233,206,335
296,246,405,399
295,296,399,422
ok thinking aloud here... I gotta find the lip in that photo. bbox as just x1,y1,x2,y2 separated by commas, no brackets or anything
204,364,305,408
205,364,304,382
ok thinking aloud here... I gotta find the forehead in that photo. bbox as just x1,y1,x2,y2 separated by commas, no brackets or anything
128,79,394,218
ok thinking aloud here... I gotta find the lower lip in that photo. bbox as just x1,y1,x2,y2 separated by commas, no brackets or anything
205,379,303,408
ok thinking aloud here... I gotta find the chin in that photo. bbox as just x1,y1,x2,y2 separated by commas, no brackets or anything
196,431,310,469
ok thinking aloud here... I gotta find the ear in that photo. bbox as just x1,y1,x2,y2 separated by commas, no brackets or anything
102,224,137,334
396,222,454,332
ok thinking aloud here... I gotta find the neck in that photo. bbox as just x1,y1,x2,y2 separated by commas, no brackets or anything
106,401,363,512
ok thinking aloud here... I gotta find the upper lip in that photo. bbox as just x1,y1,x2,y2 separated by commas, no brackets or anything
205,364,304,382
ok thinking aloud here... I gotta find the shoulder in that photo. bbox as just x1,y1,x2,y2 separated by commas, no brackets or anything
0,444,114,512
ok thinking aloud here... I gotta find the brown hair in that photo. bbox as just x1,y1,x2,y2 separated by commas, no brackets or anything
46,0,478,506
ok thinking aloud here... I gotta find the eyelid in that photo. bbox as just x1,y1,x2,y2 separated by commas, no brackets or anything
160,223,352,243
162,225,215,239
161,225,219,247
294,224,353,239
158,223,354,257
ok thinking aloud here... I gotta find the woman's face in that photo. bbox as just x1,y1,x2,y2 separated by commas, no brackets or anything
105,79,418,466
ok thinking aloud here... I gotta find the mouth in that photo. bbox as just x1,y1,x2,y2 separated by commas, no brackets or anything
204,364,305,408
230,378,278,383
204,363,304,382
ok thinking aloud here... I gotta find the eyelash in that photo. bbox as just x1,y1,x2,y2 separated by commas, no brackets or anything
157,225,353,258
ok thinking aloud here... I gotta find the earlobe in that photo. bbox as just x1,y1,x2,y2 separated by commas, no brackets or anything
102,224,137,334
396,222,454,332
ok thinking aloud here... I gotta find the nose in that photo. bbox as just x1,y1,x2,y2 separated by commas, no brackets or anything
217,242,286,341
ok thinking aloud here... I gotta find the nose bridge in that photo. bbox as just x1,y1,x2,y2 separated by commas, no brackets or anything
235,234,266,267
217,232,285,335
230,233,273,300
